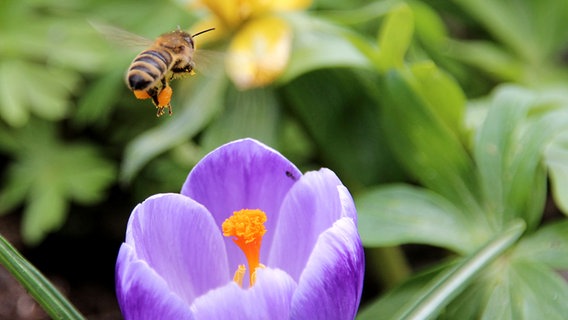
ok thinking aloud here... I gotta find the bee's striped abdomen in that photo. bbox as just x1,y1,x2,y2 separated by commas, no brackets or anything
127,49,173,91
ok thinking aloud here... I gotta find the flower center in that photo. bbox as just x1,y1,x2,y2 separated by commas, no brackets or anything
222,209,267,287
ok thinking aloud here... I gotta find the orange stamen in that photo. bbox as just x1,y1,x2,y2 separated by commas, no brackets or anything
233,264,246,287
222,209,267,287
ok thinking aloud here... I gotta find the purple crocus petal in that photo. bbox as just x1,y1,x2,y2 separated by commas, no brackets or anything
290,218,364,320
191,268,297,320
124,193,230,305
116,243,194,320
267,168,354,280
181,139,302,278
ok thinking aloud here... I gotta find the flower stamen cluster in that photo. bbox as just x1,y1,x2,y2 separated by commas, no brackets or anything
222,209,267,287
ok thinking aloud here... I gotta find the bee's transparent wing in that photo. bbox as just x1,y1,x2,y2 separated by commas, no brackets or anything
89,20,153,49
191,49,226,77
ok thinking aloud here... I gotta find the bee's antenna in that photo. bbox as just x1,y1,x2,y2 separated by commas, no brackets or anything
192,28,215,38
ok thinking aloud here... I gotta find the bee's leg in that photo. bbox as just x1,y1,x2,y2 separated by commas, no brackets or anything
145,87,160,106
157,85,173,116
133,90,151,100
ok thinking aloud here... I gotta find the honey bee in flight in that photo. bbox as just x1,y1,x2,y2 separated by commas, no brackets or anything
91,22,214,116
127,27,214,116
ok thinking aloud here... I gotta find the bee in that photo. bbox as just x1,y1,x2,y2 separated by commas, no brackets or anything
127,27,214,116
91,22,214,116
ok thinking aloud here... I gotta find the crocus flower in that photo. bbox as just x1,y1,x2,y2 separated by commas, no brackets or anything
189,0,311,89
116,138,364,319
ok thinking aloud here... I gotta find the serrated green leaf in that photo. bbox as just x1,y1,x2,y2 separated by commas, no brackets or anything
380,68,479,209
201,86,279,151
0,120,116,244
24,65,77,120
356,184,487,254
73,68,124,127
121,67,227,183
0,60,77,125
0,60,30,127
23,186,67,246
61,146,117,204
375,3,414,71
0,163,33,214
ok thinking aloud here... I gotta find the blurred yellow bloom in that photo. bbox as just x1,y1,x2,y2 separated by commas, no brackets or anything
192,0,311,89
227,17,292,89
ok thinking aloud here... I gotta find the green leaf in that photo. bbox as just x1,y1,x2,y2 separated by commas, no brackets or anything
395,220,525,320
379,68,478,208
73,68,124,127
545,130,568,215
375,3,414,71
410,61,466,140
201,86,280,151
410,1,448,48
356,184,488,254
0,234,85,319
320,0,396,25
453,0,568,64
357,262,453,320
474,86,568,229
0,120,116,244
121,68,227,183
282,68,403,186
446,40,524,82
470,261,568,320
279,12,371,83
0,60,78,126
506,261,568,319
0,60,30,126
23,186,67,245
512,220,568,269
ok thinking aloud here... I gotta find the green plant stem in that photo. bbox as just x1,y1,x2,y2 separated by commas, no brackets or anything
0,233,85,320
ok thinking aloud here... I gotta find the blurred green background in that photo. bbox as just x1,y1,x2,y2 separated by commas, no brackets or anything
2,0,568,319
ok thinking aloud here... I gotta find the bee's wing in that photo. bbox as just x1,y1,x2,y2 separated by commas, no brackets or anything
89,20,154,49
191,49,226,77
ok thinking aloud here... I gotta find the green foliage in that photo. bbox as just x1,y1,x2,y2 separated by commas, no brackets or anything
355,1,568,319
2,0,568,318
0,120,116,244
448,0,568,85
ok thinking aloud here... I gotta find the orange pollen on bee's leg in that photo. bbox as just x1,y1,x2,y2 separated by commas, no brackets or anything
157,86,173,107
222,209,267,287
133,90,151,100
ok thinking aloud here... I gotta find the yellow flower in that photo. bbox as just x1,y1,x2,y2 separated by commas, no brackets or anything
191,0,312,89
